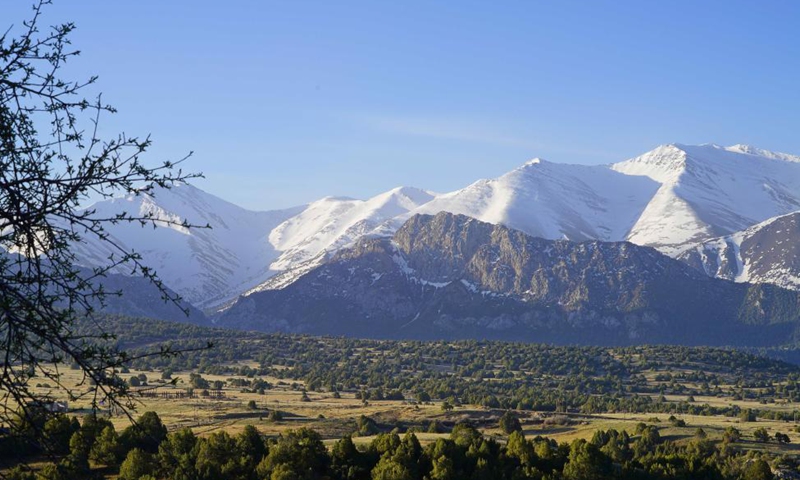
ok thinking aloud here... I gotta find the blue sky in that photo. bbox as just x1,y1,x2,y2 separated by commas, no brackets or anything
9,1,800,209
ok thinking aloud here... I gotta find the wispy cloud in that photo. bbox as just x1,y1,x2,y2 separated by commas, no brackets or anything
359,114,542,149
351,113,622,163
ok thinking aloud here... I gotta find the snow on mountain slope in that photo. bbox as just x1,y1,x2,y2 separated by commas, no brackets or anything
612,144,800,254
73,183,304,309
267,186,436,271
678,211,800,291
248,143,800,296
398,159,660,242
74,143,800,313
75,184,435,309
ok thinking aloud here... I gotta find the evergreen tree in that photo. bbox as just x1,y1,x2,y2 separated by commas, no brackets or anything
562,439,612,480
498,411,522,435
331,436,368,480
90,425,123,467
120,448,155,480
237,425,268,475
256,428,329,479
195,431,241,480
121,411,168,454
42,415,80,455
157,428,199,480
370,455,413,480
742,459,774,480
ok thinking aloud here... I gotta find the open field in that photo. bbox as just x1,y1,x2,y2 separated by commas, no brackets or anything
9,316,800,479
23,360,800,457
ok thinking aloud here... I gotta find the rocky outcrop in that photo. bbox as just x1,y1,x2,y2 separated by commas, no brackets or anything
218,213,800,346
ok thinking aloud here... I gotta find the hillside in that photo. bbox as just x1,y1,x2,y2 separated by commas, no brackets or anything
74,144,800,314
218,212,800,345
679,211,800,291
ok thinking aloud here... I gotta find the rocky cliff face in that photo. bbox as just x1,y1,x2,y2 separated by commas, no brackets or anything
218,213,800,346
679,212,800,291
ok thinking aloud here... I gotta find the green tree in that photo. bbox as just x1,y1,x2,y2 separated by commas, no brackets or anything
393,433,422,479
0,0,203,443
330,435,367,480
722,426,741,444
754,428,771,443
5,465,36,480
562,439,611,480
428,455,455,480
42,415,80,455
427,421,443,434
34,463,67,480
157,428,198,480
371,456,413,480
269,410,284,422
90,425,122,467
370,433,401,458
256,428,329,479
58,452,90,479
742,459,773,480
269,464,300,480
355,415,379,436
506,430,536,467
499,411,522,435
121,411,168,454
195,431,241,480
450,423,482,449
237,425,268,473
119,448,155,480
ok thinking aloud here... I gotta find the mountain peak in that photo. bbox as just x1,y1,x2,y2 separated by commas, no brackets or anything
220,208,800,345
724,144,800,162
76,142,800,315
611,144,689,184
317,195,358,203
523,157,547,166
382,186,437,203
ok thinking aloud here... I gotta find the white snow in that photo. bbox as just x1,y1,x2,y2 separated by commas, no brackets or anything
613,144,800,254
72,183,305,309
74,143,800,309
402,159,660,242
268,187,435,271
681,211,800,290
75,185,435,309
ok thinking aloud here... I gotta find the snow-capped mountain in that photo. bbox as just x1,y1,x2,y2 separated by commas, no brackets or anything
218,212,800,346
75,143,800,315
401,158,660,242
678,211,800,291
75,184,435,309
256,143,800,294
267,187,435,271
612,144,800,254
379,144,800,258
73,183,305,309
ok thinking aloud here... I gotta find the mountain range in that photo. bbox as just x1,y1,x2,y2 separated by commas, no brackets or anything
218,212,800,345
73,143,800,344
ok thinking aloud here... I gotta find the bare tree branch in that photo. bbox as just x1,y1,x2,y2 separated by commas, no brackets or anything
0,0,211,455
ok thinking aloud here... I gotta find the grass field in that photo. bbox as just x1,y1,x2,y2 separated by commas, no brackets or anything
23,362,800,458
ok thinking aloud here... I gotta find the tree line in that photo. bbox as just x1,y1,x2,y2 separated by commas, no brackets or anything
2,410,786,480
81,315,800,419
